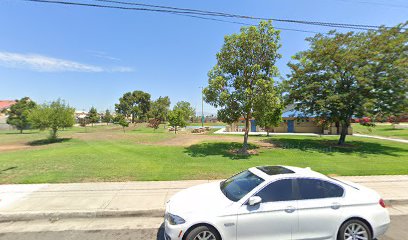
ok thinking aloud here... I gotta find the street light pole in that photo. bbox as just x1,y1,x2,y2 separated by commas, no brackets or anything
200,87,204,128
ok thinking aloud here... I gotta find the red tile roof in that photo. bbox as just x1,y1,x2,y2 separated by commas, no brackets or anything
0,100,17,110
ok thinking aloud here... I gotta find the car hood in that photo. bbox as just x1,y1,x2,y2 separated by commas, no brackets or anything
167,181,234,217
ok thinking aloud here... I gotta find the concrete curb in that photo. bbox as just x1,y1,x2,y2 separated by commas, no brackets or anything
1,199,408,222
385,199,408,207
0,209,164,223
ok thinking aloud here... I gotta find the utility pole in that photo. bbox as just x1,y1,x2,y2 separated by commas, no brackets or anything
200,87,204,128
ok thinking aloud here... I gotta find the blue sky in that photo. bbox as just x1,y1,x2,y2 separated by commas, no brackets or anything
1,0,407,115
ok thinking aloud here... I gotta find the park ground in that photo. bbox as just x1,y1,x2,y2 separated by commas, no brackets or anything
0,123,407,184
352,123,408,140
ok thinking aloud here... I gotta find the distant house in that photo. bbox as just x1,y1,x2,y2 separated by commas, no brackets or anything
0,100,17,130
225,106,352,135
0,100,17,112
75,110,88,121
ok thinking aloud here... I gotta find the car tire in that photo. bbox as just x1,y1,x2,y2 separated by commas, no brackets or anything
185,225,221,240
338,219,372,240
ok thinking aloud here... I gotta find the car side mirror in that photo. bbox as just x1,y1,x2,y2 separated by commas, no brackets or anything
248,196,262,206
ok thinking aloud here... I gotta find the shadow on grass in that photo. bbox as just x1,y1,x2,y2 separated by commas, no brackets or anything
184,142,258,160
27,138,72,146
263,137,404,157
0,166,17,174
380,128,406,132
4,132,36,135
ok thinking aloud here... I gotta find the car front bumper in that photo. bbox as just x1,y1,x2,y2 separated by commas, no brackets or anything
164,218,188,240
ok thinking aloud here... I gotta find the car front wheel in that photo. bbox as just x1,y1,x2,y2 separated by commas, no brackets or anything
338,219,372,240
185,225,220,240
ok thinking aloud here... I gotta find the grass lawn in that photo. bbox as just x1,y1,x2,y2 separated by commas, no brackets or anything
352,123,408,140
0,125,407,184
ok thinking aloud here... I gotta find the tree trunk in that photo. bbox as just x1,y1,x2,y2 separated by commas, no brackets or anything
174,126,177,134
122,126,125,133
267,130,270,137
240,115,250,154
51,128,58,140
338,121,349,145
20,129,23,134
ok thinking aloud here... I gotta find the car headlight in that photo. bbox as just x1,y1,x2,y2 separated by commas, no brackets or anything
165,213,186,225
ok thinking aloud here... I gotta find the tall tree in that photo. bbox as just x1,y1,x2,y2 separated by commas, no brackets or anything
168,109,187,134
132,90,151,122
5,97,36,133
102,109,113,125
204,21,282,153
88,107,99,127
286,23,408,145
173,101,195,122
28,99,75,140
115,90,151,123
148,96,171,123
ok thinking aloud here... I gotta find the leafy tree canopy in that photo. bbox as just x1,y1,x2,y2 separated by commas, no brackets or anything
6,97,36,133
168,109,187,134
29,99,75,139
173,101,195,122
204,20,282,152
286,22,408,144
114,114,129,133
88,107,99,126
115,90,151,123
148,96,171,123
102,109,113,125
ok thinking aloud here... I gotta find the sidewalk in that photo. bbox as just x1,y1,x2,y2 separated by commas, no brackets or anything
214,128,408,144
1,176,408,222
353,134,408,144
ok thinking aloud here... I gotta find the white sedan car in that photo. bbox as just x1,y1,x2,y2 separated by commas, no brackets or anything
164,166,390,240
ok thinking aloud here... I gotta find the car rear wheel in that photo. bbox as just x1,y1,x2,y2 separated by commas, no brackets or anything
185,225,220,240
338,219,372,240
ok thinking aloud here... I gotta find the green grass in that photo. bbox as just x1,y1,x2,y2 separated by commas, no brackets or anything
0,124,407,183
352,123,408,140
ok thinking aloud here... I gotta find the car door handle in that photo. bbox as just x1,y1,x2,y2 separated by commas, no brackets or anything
331,202,341,210
285,206,296,213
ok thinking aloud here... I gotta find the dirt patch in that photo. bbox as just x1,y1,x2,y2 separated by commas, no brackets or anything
252,139,276,149
228,148,259,155
0,144,33,152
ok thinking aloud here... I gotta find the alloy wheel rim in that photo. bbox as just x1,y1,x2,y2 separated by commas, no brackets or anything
193,230,216,240
344,223,368,240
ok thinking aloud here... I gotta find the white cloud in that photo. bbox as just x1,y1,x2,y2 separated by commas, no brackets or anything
0,51,133,73
110,66,134,73
88,50,121,61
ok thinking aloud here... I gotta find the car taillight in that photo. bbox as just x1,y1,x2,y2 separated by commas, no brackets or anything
379,198,386,208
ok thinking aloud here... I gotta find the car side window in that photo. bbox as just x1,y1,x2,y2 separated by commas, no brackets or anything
255,179,294,203
297,178,344,200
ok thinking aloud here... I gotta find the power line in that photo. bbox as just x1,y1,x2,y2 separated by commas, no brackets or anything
171,13,321,34
26,0,318,33
93,0,391,30
22,0,404,31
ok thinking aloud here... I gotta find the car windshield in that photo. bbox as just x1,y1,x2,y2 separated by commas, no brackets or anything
220,170,264,202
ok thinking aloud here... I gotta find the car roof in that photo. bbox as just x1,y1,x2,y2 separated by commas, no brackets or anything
249,165,327,181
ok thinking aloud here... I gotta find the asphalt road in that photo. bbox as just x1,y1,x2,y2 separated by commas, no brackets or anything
0,216,406,240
